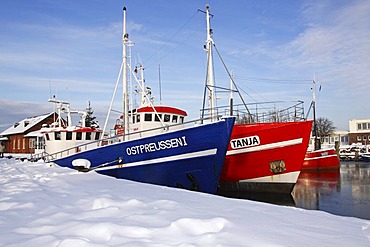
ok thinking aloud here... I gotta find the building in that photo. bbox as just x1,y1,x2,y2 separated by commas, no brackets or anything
348,118,370,145
0,113,58,155
318,118,370,148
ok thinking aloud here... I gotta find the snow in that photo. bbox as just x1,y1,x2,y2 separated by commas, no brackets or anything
1,158,369,246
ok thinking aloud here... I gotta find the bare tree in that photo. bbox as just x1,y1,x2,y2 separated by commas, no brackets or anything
315,117,336,138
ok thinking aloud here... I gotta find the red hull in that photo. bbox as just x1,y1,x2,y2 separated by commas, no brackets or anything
302,148,340,170
219,120,312,193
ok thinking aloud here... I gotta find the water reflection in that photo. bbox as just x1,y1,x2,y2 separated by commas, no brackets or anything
219,162,370,219
291,163,370,219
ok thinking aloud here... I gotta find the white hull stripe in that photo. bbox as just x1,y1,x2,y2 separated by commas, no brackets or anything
95,148,218,171
304,154,338,161
239,171,301,183
227,138,303,156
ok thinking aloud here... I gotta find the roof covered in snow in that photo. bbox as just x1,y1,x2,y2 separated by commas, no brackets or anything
0,112,55,136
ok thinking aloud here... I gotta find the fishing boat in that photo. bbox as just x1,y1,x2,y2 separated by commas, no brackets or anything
200,5,312,194
302,80,340,170
37,98,103,160
43,6,235,194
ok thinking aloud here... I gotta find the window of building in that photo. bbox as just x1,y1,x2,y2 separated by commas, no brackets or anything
22,139,26,150
45,133,50,141
368,123,370,129
172,115,178,123
145,113,152,122
357,136,362,141
330,137,334,143
363,123,367,130
363,136,367,141
29,139,35,148
334,136,339,141
358,123,362,130
17,139,20,150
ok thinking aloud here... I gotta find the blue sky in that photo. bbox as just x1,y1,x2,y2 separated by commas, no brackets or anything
1,0,369,132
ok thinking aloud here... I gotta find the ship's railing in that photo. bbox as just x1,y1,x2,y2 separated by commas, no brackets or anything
39,116,217,162
200,100,306,124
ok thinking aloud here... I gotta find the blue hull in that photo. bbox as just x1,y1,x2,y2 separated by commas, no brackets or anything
52,117,235,194
359,154,370,162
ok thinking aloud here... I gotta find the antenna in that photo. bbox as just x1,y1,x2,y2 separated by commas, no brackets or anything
158,64,162,104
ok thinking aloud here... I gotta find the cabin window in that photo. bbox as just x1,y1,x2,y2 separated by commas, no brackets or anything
164,114,170,122
86,132,91,140
55,132,61,140
155,114,162,122
132,115,136,124
76,132,82,140
95,132,101,140
66,132,72,140
172,115,178,123
179,116,184,123
137,114,140,123
145,113,152,122
45,133,50,141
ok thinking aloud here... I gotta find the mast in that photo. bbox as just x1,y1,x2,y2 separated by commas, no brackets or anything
205,4,216,121
230,71,234,116
123,7,129,140
312,79,320,150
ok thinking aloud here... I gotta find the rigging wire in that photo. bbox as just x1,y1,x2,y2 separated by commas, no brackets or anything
143,10,200,67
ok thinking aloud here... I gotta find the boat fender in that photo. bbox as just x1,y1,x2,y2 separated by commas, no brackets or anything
72,159,91,171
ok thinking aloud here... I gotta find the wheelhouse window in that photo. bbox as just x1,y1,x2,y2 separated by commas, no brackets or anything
45,133,50,141
86,132,91,140
55,132,61,140
145,113,152,122
95,132,101,140
179,116,184,123
172,115,178,123
76,132,82,140
155,114,162,122
137,114,140,123
164,114,170,122
66,132,72,140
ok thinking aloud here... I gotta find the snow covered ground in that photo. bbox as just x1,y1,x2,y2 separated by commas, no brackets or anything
1,158,369,246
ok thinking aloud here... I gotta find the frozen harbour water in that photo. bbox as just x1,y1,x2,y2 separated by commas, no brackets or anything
0,158,369,246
